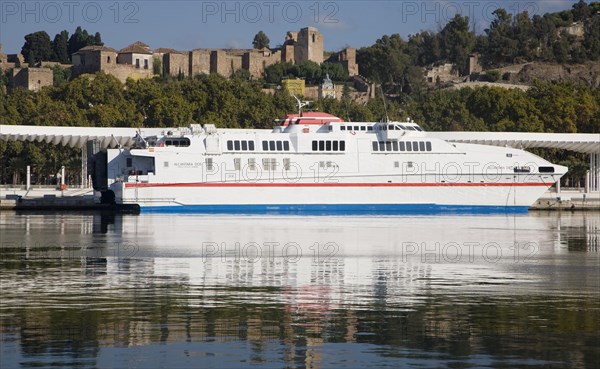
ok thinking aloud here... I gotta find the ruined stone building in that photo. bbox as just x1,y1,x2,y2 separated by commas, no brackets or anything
162,27,356,80
3,26,358,88
11,67,54,92
71,42,155,83
326,48,358,76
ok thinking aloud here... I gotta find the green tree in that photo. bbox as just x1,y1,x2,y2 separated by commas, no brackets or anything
485,9,518,65
148,95,193,127
52,65,71,86
264,62,294,84
153,57,162,76
439,15,476,74
67,26,102,56
252,31,270,49
320,62,348,81
583,14,600,60
52,30,70,64
572,0,590,21
21,31,55,65
513,11,535,60
357,34,412,92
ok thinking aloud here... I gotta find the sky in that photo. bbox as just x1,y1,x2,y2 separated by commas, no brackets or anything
0,0,580,54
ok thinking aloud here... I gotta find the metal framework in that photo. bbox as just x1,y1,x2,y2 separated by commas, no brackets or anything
2,125,599,191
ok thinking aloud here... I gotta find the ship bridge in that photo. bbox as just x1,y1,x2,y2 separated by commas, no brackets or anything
1,125,599,192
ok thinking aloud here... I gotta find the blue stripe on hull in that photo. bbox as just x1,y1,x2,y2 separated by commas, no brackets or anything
140,204,530,215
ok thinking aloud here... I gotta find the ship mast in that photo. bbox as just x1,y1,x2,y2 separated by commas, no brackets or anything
292,95,312,117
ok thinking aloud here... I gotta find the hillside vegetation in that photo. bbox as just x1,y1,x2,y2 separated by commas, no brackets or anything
1,2,599,185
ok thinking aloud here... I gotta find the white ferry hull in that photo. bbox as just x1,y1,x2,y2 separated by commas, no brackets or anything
114,180,553,213
95,118,567,214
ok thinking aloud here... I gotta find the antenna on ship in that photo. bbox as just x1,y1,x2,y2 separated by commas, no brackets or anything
292,95,311,116
380,85,390,123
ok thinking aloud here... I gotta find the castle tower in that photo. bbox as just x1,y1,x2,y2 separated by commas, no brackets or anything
294,27,323,64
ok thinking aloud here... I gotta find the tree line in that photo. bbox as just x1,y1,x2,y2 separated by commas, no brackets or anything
20,26,102,66
0,72,598,185
358,1,600,90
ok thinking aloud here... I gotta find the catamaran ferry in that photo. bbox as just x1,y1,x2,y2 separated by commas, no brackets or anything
89,112,567,213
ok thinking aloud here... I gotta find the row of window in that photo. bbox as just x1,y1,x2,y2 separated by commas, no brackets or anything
373,141,433,152
164,138,191,147
341,125,373,132
262,140,291,151
226,140,292,152
311,140,346,152
226,140,256,151
339,124,423,132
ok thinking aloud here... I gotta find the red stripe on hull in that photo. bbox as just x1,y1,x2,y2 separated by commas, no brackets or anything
124,182,553,189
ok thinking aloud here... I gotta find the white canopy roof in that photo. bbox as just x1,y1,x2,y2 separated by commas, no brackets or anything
1,125,599,153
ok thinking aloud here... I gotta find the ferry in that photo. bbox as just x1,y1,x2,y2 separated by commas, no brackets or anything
89,112,567,214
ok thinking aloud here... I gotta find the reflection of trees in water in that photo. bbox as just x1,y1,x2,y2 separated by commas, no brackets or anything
2,257,598,368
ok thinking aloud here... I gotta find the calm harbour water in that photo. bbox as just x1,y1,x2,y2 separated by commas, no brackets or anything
0,211,599,369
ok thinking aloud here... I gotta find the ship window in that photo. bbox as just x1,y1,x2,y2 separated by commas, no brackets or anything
332,141,339,151
361,126,366,131
368,126,373,131
234,158,241,171
399,142,405,151
394,161,400,168
389,125,395,130
241,141,248,151
341,126,346,131
340,141,345,151
379,142,385,151
539,166,555,173
354,126,359,131
234,141,241,151
412,142,419,151
283,141,290,151
406,142,412,152
283,158,291,171
164,161,169,167
392,141,398,151
263,158,276,171
166,140,173,146
276,141,283,151
373,142,379,151
269,141,276,151
386,141,392,151
206,158,214,171
312,141,318,151
248,158,256,170
319,141,325,151
262,141,268,151
419,142,425,151
126,158,132,167
227,141,233,150
426,142,432,151
407,161,414,168
326,141,332,151
249,141,255,151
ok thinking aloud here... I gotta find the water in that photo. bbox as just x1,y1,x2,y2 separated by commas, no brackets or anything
1,211,599,369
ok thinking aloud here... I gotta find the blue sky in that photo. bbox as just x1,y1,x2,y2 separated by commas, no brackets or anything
1,1,578,54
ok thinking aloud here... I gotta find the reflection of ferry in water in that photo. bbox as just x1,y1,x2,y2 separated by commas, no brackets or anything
89,110,567,213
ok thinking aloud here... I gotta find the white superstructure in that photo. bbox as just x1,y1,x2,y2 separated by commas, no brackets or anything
89,113,567,213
